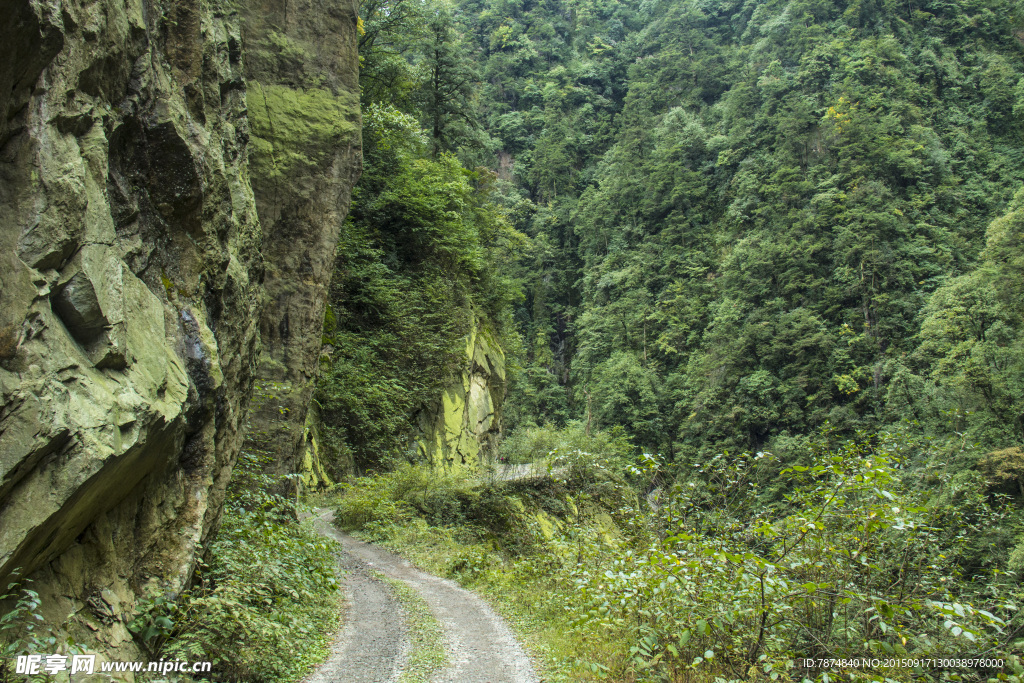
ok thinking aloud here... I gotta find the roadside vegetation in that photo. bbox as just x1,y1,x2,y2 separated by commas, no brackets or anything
328,423,1024,683
127,449,342,683
0,446,342,683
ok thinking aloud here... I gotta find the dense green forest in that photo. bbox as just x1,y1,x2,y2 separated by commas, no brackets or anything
479,0,1024,460
320,0,1024,466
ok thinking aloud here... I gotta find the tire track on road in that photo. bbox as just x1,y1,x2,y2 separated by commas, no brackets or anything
307,509,539,683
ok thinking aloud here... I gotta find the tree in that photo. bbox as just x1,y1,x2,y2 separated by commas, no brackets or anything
909,189,1024,447
358,0,424,108
416,3,480,156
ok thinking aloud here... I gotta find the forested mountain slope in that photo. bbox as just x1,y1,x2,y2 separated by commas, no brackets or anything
313,0,526,474
456,0,1024,462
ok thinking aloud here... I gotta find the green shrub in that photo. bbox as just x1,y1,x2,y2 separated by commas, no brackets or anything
327,427,1024,682
573,432,1021,682
497,421,634,467
334,463,518,533
0,576,62,683
332,471,412,531
144,452,341,683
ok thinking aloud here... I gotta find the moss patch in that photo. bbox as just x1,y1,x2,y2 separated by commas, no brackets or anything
247,83,359,180
414,317,507,472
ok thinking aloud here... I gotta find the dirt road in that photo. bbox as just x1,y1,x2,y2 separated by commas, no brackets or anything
306,510,539,683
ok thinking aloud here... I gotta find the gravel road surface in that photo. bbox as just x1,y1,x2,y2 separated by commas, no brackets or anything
306,511,408,683
307,509,539,683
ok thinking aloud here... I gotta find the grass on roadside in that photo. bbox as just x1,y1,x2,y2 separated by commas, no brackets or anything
327,429,1024,683
369,571,448,683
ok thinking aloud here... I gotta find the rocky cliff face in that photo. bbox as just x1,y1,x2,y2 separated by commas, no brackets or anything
415,321,507,471
0,0,359,662
238,0,361,484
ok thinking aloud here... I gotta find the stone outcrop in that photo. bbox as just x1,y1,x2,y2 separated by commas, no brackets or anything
238,0,362,483
0,0,359,663
415,320,507,471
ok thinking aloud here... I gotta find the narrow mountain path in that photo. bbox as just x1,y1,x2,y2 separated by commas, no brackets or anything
307,509,539,683
306,511,408,683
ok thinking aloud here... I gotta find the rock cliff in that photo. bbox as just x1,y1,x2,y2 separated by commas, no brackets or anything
0,0,359,662
415,320,506,471
238,0,361,485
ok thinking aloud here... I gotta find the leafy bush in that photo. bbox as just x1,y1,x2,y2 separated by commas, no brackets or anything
573,432,1022,681
320,420,1024,683
497,421,634,468
142,451,341,683
0,577,62,683
333,463,521,535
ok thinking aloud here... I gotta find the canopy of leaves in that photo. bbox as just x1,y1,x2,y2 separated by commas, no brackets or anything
452,0,1024,462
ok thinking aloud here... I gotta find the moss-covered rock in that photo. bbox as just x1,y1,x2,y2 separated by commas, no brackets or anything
239,0,362,486
0,0,265,665
414,319,507,471
248,84,360,182
0,0,360,666
300,404,333,491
